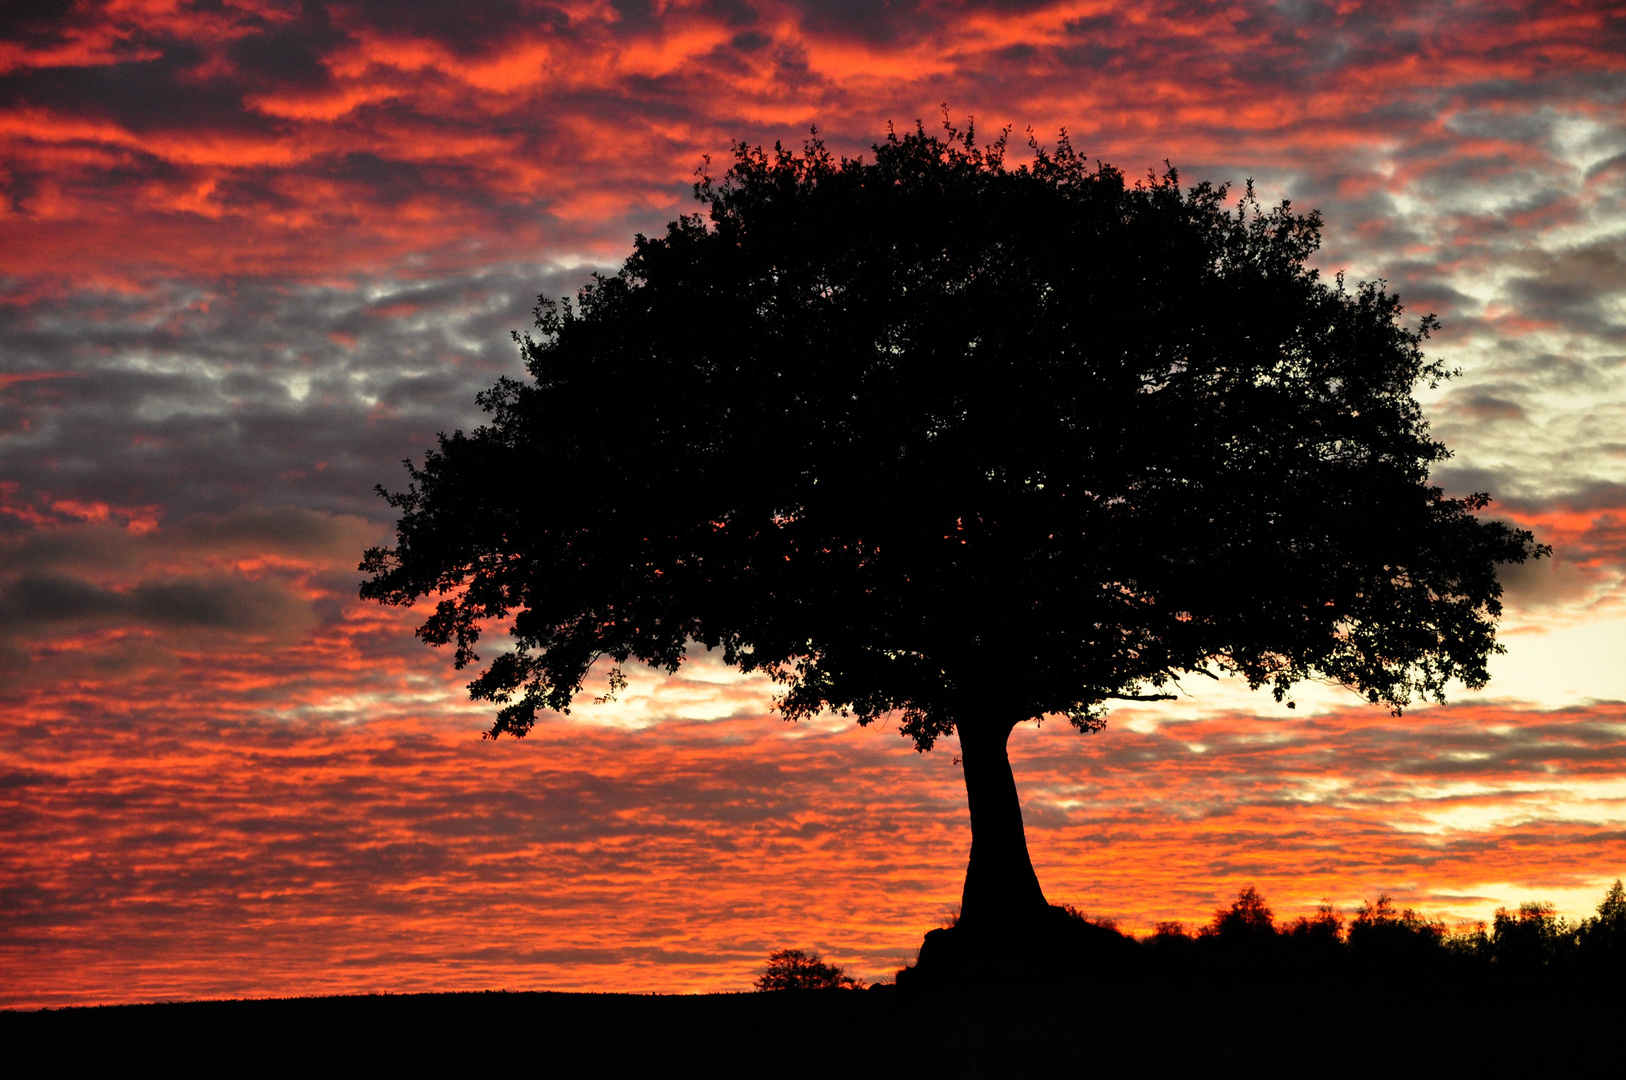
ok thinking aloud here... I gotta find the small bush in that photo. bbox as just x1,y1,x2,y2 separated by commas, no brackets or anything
1059,904,1118,931
755,949,863,991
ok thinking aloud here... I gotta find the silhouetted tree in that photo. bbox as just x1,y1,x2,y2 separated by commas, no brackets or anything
1286,900,1345,947
1488,901,1575,969
360,120,1546,946
1578,879,1626,966
1348,894,1445,960
1206,885,1277,941
755,948,862,990
1444,919,1490,961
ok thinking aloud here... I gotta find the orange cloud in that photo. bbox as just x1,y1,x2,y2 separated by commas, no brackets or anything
3,0,1620,284
5,645,1622,1009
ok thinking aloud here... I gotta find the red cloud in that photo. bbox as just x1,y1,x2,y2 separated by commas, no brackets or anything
4,1,1623,283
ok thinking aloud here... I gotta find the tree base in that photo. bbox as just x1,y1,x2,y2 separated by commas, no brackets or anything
894,906,1135,991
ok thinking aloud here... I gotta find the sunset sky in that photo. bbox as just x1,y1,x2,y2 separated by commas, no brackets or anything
4,0,1626,1007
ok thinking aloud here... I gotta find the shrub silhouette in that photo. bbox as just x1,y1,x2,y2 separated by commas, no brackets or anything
1058,904,1118,932
755,949,863,991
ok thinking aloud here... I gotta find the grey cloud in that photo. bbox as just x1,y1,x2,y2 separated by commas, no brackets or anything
1588,153,1626,188
1367,261,1478,322
0,510,379,586
788,0,927,44
0,264,592,526
0,0,92,48
1445,106,1573,147
343,0,562,56
1500,481,1626,516
1497,557,1609,610
130,576,313,633
1505,237,1626,340
2,571,111,622
171,506,382,557
702,0,759,30
224,4,349,92
1444,387,1527,422
0,570,316,637
1489,351,1600,391
0,48,272,137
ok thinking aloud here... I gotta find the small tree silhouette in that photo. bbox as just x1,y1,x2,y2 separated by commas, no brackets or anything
754,949,863,991
1286,900,1345,946
1489,901,1575,969
1147,920,1195,953
1348,894,1445,959
1207,886,1277,940
1578,879,1626,965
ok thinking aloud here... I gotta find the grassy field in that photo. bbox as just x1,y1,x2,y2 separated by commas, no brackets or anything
7,960,1620,1078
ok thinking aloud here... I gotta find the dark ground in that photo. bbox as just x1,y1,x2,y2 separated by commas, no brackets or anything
6,961,1618,1078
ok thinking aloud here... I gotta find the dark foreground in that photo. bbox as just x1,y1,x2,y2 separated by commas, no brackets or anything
7,963,1620,1078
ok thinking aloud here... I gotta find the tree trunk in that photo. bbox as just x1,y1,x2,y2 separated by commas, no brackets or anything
956,718,1049,931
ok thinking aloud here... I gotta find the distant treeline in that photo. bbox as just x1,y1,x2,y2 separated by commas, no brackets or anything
760,880,1626,990
1092,879,1626,972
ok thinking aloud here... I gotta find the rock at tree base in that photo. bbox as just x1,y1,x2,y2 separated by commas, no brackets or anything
895,906,1136,990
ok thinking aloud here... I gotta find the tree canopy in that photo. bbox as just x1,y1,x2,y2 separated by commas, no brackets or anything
361,122,1543,752
754,948,863,991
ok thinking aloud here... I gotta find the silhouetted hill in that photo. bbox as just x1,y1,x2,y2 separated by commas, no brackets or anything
7,961,1622,1078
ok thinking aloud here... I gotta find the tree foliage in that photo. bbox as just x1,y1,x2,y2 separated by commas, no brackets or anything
755,948,862,991
1207,884,1276,939
1147,882,1626,974
360,121,1544,748
1286,901,1345,946
1347,893,1447,958
1489,901,1575,969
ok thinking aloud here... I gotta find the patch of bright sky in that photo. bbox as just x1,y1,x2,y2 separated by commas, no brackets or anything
1107,614,1626,723
1045,608,1626,730
1436,879,1624,929
264,687,489,725
1105,669,1373,726
1469,617,1626,706
553,607,1626,733
1283,775,1349,804
1401,777,1626,836
569,646,775,730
